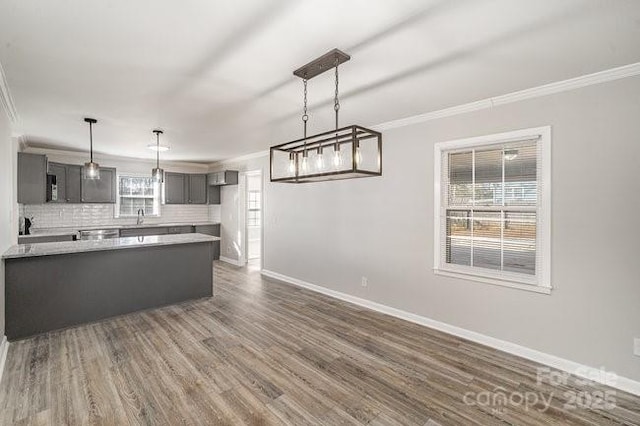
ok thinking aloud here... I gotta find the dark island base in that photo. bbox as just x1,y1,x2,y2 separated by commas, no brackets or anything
5,242,214,340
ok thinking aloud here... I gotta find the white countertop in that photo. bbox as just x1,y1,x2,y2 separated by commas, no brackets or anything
3,233,221,259
22,221,221,238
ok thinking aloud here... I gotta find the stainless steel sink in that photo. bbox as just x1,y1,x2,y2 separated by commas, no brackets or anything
78,229,120,240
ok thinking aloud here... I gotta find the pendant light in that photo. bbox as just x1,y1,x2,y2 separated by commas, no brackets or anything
270,48,382,183
151,129,164,182
83,117,100,180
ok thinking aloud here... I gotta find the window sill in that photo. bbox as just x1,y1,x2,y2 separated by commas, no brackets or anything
433,268,552,295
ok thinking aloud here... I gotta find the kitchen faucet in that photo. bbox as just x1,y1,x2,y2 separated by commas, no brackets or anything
137,208,145,225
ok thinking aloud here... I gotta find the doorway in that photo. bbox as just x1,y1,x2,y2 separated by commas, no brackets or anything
245,170,262,264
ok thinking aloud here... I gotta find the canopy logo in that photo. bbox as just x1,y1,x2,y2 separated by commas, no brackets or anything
462,366,617,414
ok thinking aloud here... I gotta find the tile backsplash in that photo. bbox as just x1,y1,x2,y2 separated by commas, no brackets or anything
20,203,221,230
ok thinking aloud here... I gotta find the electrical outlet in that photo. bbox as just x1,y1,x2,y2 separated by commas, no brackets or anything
227,245,232,254
361,277,368,287
634,338,640,357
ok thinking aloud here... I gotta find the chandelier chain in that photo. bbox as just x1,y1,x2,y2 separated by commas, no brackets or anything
334,57,340,130
302,78,308,140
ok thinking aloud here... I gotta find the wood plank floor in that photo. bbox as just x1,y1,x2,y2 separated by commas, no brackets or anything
0,261,639,425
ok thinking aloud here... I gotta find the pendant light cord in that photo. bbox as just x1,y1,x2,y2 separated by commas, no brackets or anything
333,56,341,152
89,121,93,162
334,57,340,130
156,132,160,168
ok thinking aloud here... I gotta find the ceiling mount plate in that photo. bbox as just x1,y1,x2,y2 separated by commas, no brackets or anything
293,48,350,80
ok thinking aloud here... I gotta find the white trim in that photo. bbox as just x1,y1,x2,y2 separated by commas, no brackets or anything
434,269,551,294
373,62,640,132
0,336,9,386
433,126,552,291
219,256,244,267
0,61,18,123
261,269,640,397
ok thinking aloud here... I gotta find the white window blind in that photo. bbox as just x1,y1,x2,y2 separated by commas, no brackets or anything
434,127,551,292
116,176,161,217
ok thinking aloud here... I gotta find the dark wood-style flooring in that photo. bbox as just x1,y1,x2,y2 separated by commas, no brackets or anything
0,261,639,425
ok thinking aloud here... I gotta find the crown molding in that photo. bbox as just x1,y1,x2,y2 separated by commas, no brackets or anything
0,61,18,124
373,62,640,131
24,146,210,170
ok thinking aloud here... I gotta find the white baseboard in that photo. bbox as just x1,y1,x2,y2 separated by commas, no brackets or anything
219,256,245,267
261,269,640,397
0,336,8,385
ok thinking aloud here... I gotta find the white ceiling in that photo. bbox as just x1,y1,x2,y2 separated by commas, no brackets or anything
1,0,639,163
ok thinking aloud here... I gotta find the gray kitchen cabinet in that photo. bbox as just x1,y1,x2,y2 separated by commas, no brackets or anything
168,225,194,234
194,224,220,236
208,185,221,204
66,165,82,203
47,162,67,203
47,163,83,203
208,170,238,186
194,224,220,260
188,174,207,204
165,172,186,204
18,234,76,244
119,227,170,237
18,153,47,204
165,173,207,204
81,167,116,203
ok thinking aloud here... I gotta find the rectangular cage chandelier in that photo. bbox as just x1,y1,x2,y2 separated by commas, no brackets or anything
270,49,382,183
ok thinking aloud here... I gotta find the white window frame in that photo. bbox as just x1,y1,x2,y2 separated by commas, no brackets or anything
433,126,551,294
115,173,162,218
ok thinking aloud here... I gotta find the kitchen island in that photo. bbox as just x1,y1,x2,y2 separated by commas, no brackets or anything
3,233,220,340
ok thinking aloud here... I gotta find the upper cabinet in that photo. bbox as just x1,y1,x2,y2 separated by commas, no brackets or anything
208,185,220,205
47,162,82,203
208,170,238,186
81,166,116,203
188,174,207,204
165,172,186,204
47,162,67,203
165,172,207,204
18,153,115,204
18,153,47,204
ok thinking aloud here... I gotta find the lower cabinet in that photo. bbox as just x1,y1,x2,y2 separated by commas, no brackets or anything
119,227,170,237
194,225,221,260
119,224,220,260
18,234,76,244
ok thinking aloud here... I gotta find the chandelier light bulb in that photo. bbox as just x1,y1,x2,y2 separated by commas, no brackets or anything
355,145,363,167
316,148,325,171
288,152,297,175
333,144,342,168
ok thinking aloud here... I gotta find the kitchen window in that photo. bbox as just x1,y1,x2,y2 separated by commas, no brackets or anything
433,127,551,293
116,175,161,217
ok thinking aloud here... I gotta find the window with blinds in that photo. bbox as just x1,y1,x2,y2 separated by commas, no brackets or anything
434,127,551,292
116,176,161,217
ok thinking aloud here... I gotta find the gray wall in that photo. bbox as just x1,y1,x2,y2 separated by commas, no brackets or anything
257,76,640,381
0,102,17,337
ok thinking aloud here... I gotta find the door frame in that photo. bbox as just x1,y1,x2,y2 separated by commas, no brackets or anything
239,169,264,269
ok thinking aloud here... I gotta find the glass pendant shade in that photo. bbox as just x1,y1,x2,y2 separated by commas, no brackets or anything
151,130,165,182
83,117,100,179
152,167,164,182
83,161,100,179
